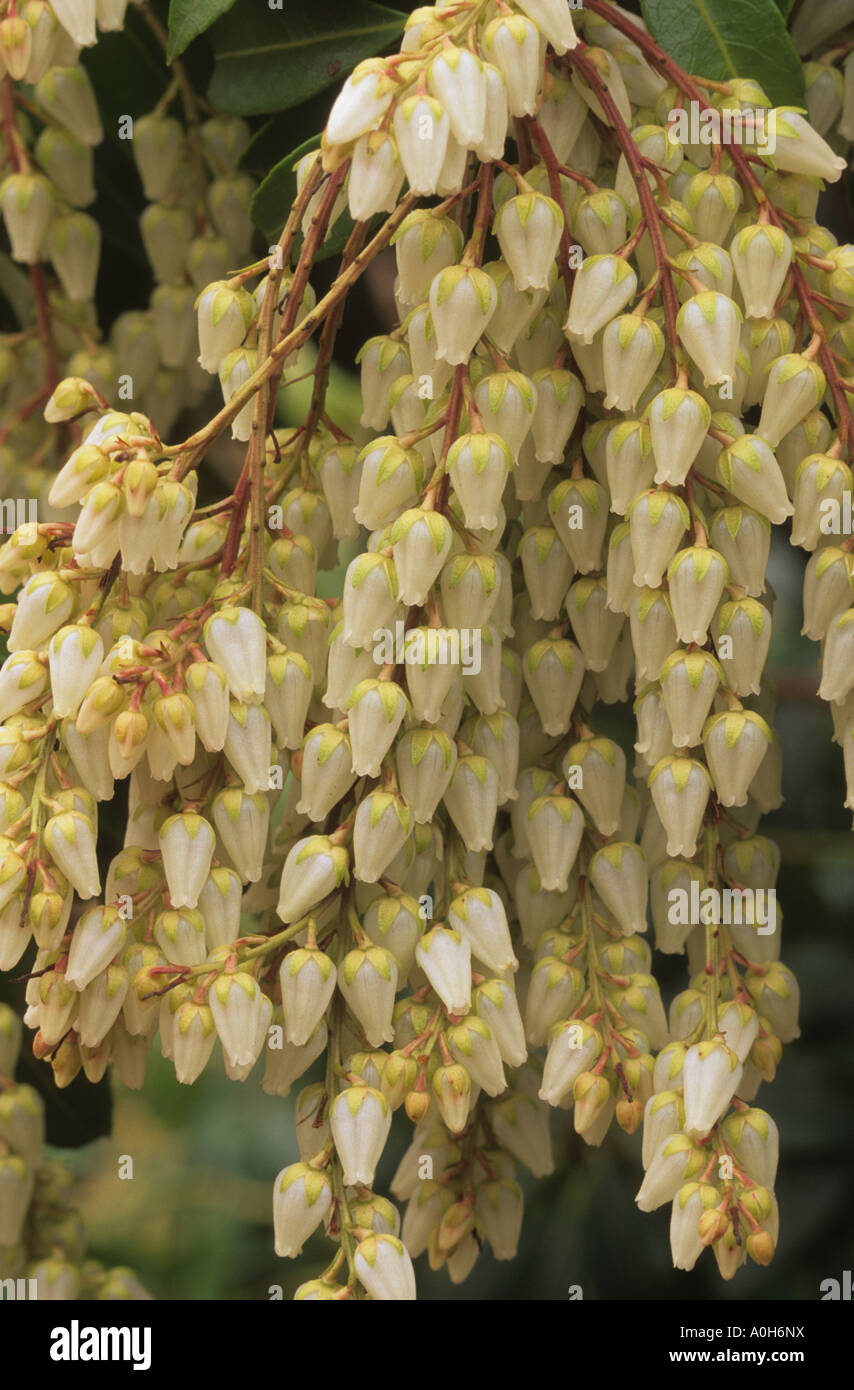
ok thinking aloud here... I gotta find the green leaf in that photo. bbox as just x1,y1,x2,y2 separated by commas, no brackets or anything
207,0,406,116
250,135,322,239
640,0,805,107
167,0,237,60
774,0,796,15
239,92,333,176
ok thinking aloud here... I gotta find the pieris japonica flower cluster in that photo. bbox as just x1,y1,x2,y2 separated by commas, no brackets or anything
0,1000,150,1298
0,0,847,1299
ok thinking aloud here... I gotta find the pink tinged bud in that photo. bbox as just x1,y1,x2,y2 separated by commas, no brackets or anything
636,1132,705,1211
8,571,74,653
65,905,126,990
682,1038,743,1136
212,788,270,884
627,489,689,588
540,1019,603,1105
203,607,266,703
731,223,793,319
703,711,772,807
416,926,472,1014
676,292,742,387
159,813,215,910
648,757,713,858
44,810,100,899
396,727,456,822
0,172,54,262
339,946,398,1047
392,93,450,197
355,437,423,530
330,1084,391,1187
279,946,335,1046
491,1092,554,1176
670,1181,721,1271
353,789,411,883
482,14,544,118
429,264,497,365
526,795,584,893
355,1232,415,1301
273,1163,333,1259
209,970,266,1069
565,254,637,345
565,736,626,837
276,834,349,924
326,62,393,146
548,477,610,573
768,106,847,181
648,387,711,487
443,754,499,853
169,997,216,1084
447,432,512,531
341,551,399,650
195,280,254,373
589,842,649,936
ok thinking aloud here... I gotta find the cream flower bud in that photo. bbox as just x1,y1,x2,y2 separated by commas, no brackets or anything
36,65,103,144
589,842,649,936
606,523,635,616
218,346,257,442
818,609,854,704
721,1107,778,1187
527,795,584,893
730,223,792,319
704,711,773,808
530,367,584,464
708,505,770,598
564,736,626,837
564,254,637,345
355,1232,415,1301
392,211,463,306
396,727,457,822
427,43,486,146
605,419,655,515
636,1132,705,1211
44,210,99,301
660,650,722,748
522,638,585,738
474,1177,523,1261
648,387,711,487
495,192,563,292
416,925,472,1014
714,597,772,696
273,1163,332,1259
353,789,411,883
203,607,266,703
491,1092,554,1176
356,335,410,432
326,59,394,146
341,552,399,651
44,810,100,899
198,867,242,951
165,996,214,1084
447,432,512,531
159,812,215,910
195,280,254,374
8,571,74,653
209,970,266,1069
518,526,573,622
330,1084,391,1187
65,905,126,990
683,1038,743,1136
482,14,543,118
314,443,361,542
757,354,826,449
0,172,53,262
473,369,537,454
429,264,497,365
447,1015,506,1096
296,725,355,820
802,548,853,641
676,292,742,387
153,908,206,968
746,962,800,1041
648,757,713,859
549,477,610,573
338,946,398,1047
393,94,450,197
390,508,452,608
539,1019,603,1106
440,553,500,631
0,651,48,719
347,679,409,779
670,1181,721,1271
355,437,423,530
767,106,846,181
47,441,110,505
279,946,336,1046
628,489,689,588
276,835,349,924
602,314,664,411
212,788,269,883
668,546,729,645
0,1153,33,1244
792,454,852,551
185,660,230,753
447,887,515,976
348,130,403,222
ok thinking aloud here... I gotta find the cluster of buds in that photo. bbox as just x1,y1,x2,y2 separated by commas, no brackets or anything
0,0,847,1298
0,1000,149,1297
